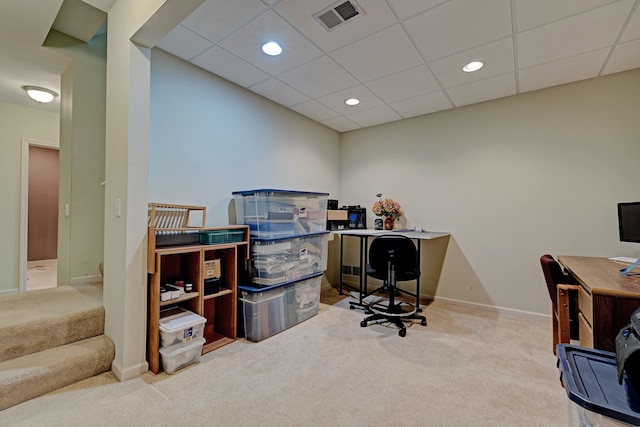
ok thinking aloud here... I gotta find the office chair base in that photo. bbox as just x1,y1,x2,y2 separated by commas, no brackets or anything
360,301,427,337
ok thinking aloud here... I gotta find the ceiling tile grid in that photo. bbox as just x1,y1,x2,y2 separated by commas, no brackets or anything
154,0,640,132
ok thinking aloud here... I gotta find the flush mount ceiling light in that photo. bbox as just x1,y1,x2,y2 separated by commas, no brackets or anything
345,98,360,106
23,86,58,103
261,41,282,56
463,61,484,73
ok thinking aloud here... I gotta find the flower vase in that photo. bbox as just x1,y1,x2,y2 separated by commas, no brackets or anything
384,216,395,230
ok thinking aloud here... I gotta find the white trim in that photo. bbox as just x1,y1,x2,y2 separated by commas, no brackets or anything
19,138,59,293
70,275,103,285
111,359,149,381
430,295,550,322
331,281,550,322
0,289,19,297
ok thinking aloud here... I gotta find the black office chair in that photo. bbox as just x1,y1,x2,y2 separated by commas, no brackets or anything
360,235,427,337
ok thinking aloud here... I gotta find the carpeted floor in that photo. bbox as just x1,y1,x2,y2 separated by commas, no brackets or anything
1,287,568,426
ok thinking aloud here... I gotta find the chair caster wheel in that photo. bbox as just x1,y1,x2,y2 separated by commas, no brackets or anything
399,329,406,337
421,319,427,326
349,305,355,310
360,320,367,327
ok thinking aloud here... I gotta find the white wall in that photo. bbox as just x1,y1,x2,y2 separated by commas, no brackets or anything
0,102,59,295
149,49,341,223
340,69,640,316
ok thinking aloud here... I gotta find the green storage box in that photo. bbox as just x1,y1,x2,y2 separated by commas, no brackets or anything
199,230,244,245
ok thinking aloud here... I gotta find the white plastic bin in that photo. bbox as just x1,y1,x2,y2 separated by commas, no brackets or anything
159,337,205,374
159,308,206,348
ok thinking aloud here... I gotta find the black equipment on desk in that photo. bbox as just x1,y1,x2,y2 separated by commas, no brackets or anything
340,205,367,229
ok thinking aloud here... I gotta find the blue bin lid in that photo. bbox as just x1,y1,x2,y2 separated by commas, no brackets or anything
238,272,323,294
557,344,640,425
232,189,330,197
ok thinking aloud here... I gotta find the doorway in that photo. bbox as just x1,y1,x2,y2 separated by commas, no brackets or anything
20,139,59,291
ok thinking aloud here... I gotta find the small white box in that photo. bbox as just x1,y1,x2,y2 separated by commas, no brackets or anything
159,309,206,347
159,337,205,374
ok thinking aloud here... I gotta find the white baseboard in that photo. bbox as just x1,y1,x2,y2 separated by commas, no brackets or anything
111,359,149,381
430,295,550,322
70,274,103,286
329,281,550,322
0,288,19,297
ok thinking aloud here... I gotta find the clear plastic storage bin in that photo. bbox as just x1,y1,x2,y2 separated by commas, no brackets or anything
250,232,328,287
159,337,205,374
557,344,640,426
239,274,321,342
159,308,206,348
232,189,329,238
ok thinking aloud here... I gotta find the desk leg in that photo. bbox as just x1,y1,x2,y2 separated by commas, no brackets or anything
338,235,344,295
349,235,369,310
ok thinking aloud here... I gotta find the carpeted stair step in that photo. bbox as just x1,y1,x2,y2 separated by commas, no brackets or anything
0,334,115,411
0,284,104,363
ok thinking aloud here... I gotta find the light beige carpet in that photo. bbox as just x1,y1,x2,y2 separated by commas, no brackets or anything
1,291,568,426
0,283,104,362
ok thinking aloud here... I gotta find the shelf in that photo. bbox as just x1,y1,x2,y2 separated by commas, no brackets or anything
159,292,199,307
147,219,249,374
203,288,233,300
203,336,235,354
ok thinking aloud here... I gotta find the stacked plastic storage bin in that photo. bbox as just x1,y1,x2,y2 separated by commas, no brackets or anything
232,189,329,342
158,307,206,374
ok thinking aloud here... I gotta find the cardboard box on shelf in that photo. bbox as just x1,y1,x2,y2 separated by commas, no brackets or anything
204,259,221,279
327,210,348,220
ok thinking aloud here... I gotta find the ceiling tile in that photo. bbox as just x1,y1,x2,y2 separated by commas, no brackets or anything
316,85,384,115
321,116,362,132
517,0,635,68
404,0,512,61
386,0,450,20
620,4,640,42
366,65,439,103
277,55,359,98
390,91,452,118
346,104,402,127
519,48,609,93
429,37,514,88
181,0,267,42
157,25,212,61
447,73,516,107
515,0,618,31
603,38,640,75
191,46,270,87
330,24,423,82
249,78,310,106
290,100,340,121
275,0,398,52
219,10,323,75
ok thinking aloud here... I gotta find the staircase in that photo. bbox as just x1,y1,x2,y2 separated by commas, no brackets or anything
0,283,114,411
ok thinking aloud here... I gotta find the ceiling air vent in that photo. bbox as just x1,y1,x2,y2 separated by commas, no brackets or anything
313,1,364,31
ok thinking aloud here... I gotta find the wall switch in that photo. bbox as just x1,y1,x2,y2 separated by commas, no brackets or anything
64,203,70,217
115,198,121,218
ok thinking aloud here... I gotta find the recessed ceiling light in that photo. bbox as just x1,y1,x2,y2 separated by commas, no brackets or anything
345,98,360,106
261,41,282,56
463,61,484,73
23,86,58,103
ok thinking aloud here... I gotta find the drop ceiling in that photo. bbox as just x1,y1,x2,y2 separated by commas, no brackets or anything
156,0,640,132
1,0,639,131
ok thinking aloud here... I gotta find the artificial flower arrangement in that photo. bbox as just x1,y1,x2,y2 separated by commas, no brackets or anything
372,193,403,219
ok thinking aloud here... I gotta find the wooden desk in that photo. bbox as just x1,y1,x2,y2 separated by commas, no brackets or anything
558,256,640,352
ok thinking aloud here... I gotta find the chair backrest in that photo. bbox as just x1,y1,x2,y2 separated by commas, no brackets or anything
369,235,420,280
540,254,576,304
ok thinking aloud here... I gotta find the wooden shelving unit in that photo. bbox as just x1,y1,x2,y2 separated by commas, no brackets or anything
147,204,249,374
